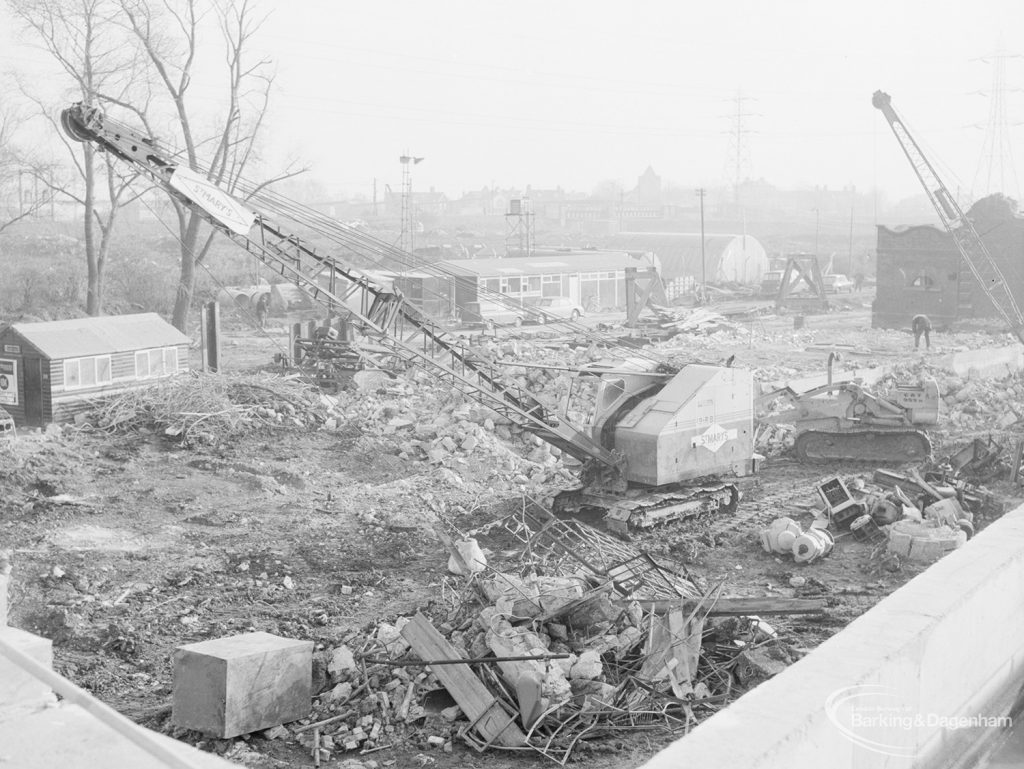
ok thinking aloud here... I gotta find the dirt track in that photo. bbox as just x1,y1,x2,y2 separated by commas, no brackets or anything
2,301,1022,768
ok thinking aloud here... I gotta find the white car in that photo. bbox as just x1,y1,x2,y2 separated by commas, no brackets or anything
823,274,855,294
524,296,585,324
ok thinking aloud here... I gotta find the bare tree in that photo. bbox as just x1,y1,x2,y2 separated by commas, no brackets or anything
0,105,55,234
117,0,302,331
8,0,150,315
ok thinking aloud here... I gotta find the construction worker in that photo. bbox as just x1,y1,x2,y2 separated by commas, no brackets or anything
255,293,269,329
912,313,932,350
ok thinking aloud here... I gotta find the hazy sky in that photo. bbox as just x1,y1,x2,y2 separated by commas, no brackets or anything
3,0,1024,202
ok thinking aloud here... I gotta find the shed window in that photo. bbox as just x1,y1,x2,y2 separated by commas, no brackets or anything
97,356,111,383
136,347,179,378
148,350,164,376
63,355,112,390
64,360,81,388
81,359,97,387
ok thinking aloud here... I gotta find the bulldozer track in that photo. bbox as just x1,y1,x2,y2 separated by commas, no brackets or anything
794,429,931,464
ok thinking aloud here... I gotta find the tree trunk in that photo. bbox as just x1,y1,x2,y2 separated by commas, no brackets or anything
170,211,203,331
83,143,100,316
170,253,195,332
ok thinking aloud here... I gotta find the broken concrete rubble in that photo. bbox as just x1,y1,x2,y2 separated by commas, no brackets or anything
264,511,824,765
886,520,967,563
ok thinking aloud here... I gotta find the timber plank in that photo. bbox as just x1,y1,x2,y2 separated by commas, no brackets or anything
400,612,527,748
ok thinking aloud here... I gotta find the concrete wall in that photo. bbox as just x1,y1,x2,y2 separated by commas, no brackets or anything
933,345,1024,380
766,344,1024,397
643,503,1024,769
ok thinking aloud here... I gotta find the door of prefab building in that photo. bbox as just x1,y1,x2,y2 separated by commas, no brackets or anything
21,358,43,427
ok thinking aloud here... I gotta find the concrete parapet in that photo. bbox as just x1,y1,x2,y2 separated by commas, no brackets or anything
0,573,8,626
0,703,235,768
0,626,55,720
643,503,1024,769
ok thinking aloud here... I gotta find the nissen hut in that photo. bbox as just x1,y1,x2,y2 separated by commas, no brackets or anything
0,313,190,427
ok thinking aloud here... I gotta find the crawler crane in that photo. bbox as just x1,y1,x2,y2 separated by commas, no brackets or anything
61,103,758,535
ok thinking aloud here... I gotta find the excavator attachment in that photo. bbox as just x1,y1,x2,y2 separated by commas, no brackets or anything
60,107,92,143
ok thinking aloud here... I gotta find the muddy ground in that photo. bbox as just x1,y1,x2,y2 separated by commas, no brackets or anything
2,299,1022,769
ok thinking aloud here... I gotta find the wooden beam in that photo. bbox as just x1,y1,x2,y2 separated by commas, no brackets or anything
400,612,527,748
616,596,826,616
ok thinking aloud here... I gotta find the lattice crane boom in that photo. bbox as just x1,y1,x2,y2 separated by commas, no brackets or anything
60,103,622,469
872,90,1024,345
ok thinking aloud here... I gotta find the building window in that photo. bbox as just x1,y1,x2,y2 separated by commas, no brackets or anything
64,360,80,388
135,347,179,378
909,271,936,290
63,355,112,390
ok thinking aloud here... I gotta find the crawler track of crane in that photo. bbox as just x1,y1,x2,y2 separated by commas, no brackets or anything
554,483,739,537
794,429,931,463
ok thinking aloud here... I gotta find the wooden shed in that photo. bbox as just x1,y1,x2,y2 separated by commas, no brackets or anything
0,313,190,427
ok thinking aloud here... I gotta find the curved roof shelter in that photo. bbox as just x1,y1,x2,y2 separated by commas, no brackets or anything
603,232,768,284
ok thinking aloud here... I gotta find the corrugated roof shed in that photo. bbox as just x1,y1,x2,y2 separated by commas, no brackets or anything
7,313,190,360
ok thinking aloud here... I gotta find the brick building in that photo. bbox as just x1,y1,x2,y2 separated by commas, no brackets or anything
873,203,1024,330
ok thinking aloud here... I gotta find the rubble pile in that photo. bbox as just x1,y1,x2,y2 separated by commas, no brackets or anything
764,467,997,572
267,508,806,765
877,363,1024,435
646,305,739,335
76,372,326,445
325,372,578,492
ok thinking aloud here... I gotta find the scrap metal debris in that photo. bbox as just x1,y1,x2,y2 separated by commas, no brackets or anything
271,508,824,765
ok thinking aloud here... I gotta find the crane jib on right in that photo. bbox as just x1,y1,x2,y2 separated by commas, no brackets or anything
872,90,1024,346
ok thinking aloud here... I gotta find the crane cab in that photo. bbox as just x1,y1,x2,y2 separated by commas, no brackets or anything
565,360,757,487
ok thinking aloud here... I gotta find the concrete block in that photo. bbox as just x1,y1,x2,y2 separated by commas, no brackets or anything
172,631,313,738
0,626,54,717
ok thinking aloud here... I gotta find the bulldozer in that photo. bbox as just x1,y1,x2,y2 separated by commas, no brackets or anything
758,377,939,463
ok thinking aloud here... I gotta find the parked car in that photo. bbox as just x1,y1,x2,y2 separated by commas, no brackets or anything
823,274,855,294
524,296,585,323
759,271,784,297
463,296,585,328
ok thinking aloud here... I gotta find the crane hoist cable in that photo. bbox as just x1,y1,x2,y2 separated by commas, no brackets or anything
155,136,668,363
61,102,630,469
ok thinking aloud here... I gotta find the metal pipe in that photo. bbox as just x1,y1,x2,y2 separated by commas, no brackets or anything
361,653,571,667
827,351,841,389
